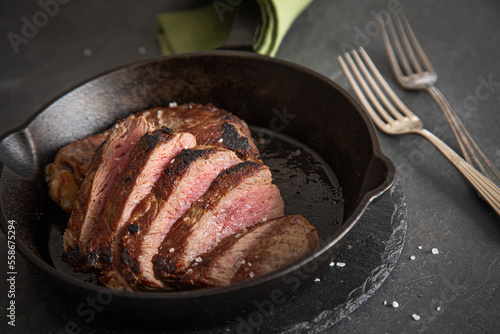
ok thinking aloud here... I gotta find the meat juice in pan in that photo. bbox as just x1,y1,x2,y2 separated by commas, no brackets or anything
47,126,345,286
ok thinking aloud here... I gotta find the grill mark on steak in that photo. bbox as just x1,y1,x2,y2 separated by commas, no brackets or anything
153,162,285,281
62,116,153,266
231,215,319,284
182,215,318,287
46,103,260,212
116,147,241,289
85,130,196,272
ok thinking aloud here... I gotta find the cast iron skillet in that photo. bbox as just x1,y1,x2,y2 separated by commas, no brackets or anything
0,50,395,326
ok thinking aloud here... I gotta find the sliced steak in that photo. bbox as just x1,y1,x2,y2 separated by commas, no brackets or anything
46,103,259,212
153,161,285,282
182,215,319,287
231,215,319,284
117,146,242,290
62,116,153,266
85,128,196,272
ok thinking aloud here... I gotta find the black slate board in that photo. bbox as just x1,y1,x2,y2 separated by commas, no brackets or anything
21,180,406,333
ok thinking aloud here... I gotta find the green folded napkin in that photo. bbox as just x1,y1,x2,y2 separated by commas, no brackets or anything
157,0,313,57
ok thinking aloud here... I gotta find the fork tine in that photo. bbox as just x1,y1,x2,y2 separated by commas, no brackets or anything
379,13,413,76
377,15,406,81
337,53,390,131
399,12,436,75
356,47,417,120
392,13,423,74
350,49,405,122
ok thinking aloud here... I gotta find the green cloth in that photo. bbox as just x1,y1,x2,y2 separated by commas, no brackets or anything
157,0,313,57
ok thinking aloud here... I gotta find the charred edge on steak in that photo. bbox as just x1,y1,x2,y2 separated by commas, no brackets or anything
62,116,153,260
83,130,196,272
152,161,284,281
117,147,242,289
46,104,260,214
221,122,250,152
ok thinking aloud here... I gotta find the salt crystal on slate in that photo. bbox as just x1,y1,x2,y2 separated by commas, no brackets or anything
432,248,439,255
412,314,421,321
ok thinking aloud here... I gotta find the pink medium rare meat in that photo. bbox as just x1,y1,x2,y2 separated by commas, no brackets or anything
153,161,285,282
62,116,153,267
115,146,242,290
84,128,196,273
182,215,319,287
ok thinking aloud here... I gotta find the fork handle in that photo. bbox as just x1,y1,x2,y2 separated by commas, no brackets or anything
425,86,500,188
417,128,500,215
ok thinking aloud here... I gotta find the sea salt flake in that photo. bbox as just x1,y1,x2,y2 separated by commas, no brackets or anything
412,314,421,321
186,269,193,274
249,272,255,278
410,255,416,260
195,257,202,263
169,248,175,253
314,278,320,282
432,248,439,255
436,306,441,311
218,138,224,143
392,301,399,308
383,300,387,306
329,261,335,267
336,262,346,267
169,101,177,107
83,48,93,57
418,246,423,250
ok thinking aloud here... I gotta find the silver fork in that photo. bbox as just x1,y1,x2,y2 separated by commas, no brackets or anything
377,12,500,188
338,47,500,215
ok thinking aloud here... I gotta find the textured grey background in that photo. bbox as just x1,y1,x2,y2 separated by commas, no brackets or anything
1,0,499,333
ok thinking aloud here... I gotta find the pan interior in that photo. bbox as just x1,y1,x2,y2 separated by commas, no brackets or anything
47,125,344,287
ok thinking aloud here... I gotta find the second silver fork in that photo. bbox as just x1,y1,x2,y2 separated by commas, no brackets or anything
377,12,500,188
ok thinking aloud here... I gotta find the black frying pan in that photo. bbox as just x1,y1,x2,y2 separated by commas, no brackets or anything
0,50,395,327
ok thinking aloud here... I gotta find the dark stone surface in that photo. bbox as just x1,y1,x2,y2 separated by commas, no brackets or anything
1,0,499,333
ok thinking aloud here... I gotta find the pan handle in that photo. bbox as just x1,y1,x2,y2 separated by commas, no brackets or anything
0,129,37,178
218,0,261,52
361,154,397,200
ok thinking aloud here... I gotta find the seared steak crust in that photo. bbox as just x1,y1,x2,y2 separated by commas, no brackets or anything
153,161,285,282
84,128,196,272
45,132,107,212
46,103,259,212
117,146,241,289
62,116,153,268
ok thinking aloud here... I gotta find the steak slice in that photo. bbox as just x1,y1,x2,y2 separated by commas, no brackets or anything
153,161,285,281
62,116,153,266
45,103,259,212
117,146,242,290
85,128,196,273
231,215,319,284
182,215,319,287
